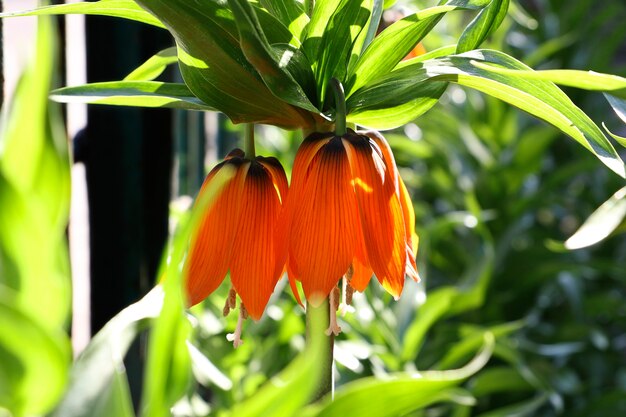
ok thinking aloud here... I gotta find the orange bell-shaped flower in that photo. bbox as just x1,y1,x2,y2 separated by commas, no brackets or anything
184,149,288,320
279,129,419,306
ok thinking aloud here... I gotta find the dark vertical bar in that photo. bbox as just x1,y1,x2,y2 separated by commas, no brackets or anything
81,15,173,407
0,0,4,109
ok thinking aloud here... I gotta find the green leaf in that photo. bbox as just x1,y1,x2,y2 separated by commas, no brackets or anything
306,335,494,417
50,288,164,417
565,186,626,249
227,0,319,112
0,7,71,335
303,0,373,107
258,0,309,41
470,63,626,99
51,81,216,111
605,93,626,124
226,293,328,417
0,0,165,28
345,0,489,96
457,0,509,53
0,295,70,417
413,50,625,177
476,395,549,417
347,85,447,128
135,0,317,128
124,47,177,81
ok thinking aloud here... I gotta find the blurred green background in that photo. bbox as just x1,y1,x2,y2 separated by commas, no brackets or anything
1,0,626,416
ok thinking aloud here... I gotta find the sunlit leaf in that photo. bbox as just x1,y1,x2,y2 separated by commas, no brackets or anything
0,0,164,28
396,50,626,177
470,63,626,99
565,186,626,249
124,47,177,81
50,288,164,417
457,0,509,53
303,0,373,107
258,0,309,41
135,0,318,128
0,296,70,416
226,302,328,417
605,93,626,128
305,334,494,417
227,0,319,112
51,81,216,111
345,0,489,96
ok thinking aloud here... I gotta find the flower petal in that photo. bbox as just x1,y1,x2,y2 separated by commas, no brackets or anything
289,138,361,304
229,162,283,320
185,160,248,306
399,175,419,281
345,135,407,298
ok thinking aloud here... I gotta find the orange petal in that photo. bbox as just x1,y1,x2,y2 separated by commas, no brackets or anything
288,137,361,305
276,134,332,285
258,156,289,204
345,135,407,298
185,160,248,306
229,161,283,320
398,175,419,281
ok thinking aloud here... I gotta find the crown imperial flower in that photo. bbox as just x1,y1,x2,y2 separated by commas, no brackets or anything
184,149,288,322
279,129,419,309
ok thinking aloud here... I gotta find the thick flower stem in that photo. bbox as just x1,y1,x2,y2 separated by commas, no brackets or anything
244,123,256,158
331,78,347,136
306,297,334,402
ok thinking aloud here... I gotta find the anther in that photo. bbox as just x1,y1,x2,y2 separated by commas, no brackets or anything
227,287,237,310
339,266,355,316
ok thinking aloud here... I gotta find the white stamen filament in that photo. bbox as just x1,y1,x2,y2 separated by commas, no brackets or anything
325,286,342,336
226,302,246,348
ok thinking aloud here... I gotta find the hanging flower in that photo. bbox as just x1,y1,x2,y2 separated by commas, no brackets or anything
184,149,288,323
279,129,419,328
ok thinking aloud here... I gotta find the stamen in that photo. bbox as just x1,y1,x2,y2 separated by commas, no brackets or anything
226,303,246,348
223,287,238,317
339,266,355,316
227,287,237,310
325,286,342,336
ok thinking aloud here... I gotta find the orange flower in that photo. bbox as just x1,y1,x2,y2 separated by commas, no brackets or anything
184,149,288,320
279,129,419,306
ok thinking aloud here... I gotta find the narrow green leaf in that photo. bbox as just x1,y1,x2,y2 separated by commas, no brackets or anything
476,395,549,417
227,0,319,112
457,0,509,53
605,93,626,124
347,81,448,129
471,63,626,99
565,186,626,249
345,0,489,96
307,335,494,417
415,50,625,177
51,81,216,111
50,288,163,417
0,296,70,417
0,0,165,28
124,47,177,81
603,122,626,148
304,0,373,107
227,293,328,417
135,0,317,128
258,0,309,41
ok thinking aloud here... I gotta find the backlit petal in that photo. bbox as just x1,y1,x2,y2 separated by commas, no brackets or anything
276,134,331,287
229,162,283,320
289,138,361,304
345,135,406,298
185,160,249,306
399,175,419,281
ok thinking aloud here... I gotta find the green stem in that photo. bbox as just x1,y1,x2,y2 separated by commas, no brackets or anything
306,298,334,402
244,124,256,158
331,78,347,136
